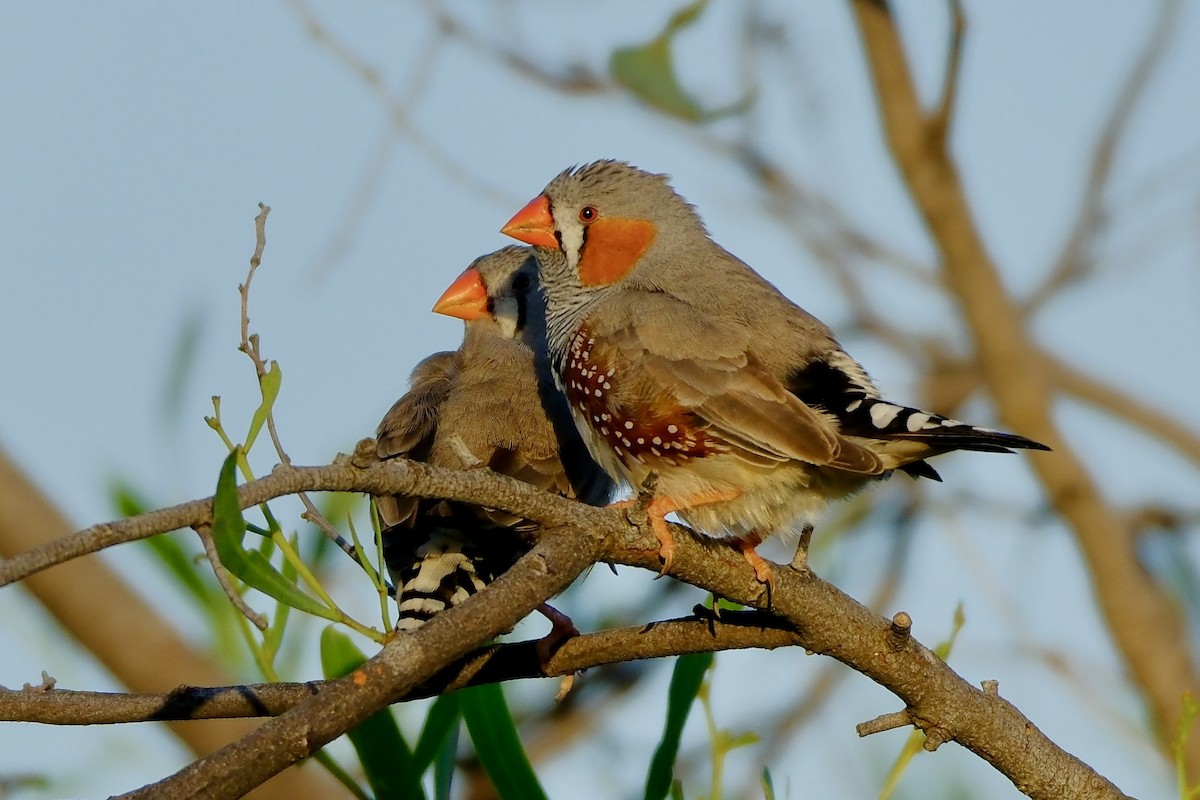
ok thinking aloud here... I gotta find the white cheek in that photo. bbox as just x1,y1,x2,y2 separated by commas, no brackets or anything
558,221,585,273
493,297,519,339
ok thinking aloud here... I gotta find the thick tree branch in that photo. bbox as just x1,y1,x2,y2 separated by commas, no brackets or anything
120,523,602,799
1,616,800,725
849,0,1200,778
0,452,613,588
3,449,1134,798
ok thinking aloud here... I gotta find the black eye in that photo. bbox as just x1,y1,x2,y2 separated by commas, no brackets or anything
512,272,531,293
579,206,597,222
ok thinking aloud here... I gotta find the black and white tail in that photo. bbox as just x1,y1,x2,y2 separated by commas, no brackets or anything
383,524,527,631
789,352,1049,481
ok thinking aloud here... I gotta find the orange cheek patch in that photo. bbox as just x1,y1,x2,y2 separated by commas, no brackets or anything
578,217,657,286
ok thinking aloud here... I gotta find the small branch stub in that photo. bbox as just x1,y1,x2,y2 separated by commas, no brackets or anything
888,611,913,652
923,725,953,752
856,709,913,738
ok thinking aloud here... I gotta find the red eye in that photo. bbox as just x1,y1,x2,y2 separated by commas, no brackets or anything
579,206,597,222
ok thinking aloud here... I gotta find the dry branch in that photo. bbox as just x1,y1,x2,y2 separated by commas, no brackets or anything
1,454,1131,799
0,617,801,725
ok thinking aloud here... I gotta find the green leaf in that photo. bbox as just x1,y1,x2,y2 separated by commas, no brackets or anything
245,360,282,451
933,602,966,661
460,684,548,800
761,766,775,800
320,627,423,800
433,719,460,800
725,730,761,751
610,0,752,123
1176,693,1200,799
644,652,714,800
114,479,217,609
211,450,333,619
414,695,462,776
160,307,206,427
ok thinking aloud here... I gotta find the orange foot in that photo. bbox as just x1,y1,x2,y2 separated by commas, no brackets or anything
735,535,776,606
611,488,740,576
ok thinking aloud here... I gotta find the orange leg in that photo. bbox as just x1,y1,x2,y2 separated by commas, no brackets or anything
735,533,776,605
610,488,740,575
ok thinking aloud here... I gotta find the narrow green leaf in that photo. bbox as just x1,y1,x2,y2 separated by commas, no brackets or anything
245,360,282,451
434,719,460,800
761,766,775,800
211,451,332,619
320,627,423,800
111,480,218,607
460,684,548,800
413,695,462,776
160,307,206,427
610,0,752,122
644,652,714,800
933,602,966,661
669,780,685,800
725,731,761,751
1176,693,1200,799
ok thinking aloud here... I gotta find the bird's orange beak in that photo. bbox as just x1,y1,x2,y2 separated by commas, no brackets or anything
501,194,559,249
433,267,488,320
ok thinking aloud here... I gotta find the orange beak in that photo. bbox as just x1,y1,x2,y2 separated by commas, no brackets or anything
432,267,488,320
501,194,559,249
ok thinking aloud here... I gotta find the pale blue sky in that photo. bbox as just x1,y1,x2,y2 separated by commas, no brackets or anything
1,2,1198,797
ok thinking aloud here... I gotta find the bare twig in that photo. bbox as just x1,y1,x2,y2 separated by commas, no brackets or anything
1023,0,1185,315
1049,352,1200,471
238,206,376,579
929,0,965,143
193,523,267,631
857,709,913,737
0,616,802,725
0,459,609,588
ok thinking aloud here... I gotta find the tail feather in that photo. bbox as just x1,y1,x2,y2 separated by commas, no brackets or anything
383,524,527,631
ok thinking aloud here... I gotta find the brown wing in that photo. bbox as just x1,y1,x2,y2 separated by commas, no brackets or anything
605,295,884,475
374,351,460,529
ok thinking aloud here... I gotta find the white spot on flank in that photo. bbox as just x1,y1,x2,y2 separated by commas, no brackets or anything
869,403,903,428
667,424,678,434
637,437,645,444
593,415,600,422
606,368,615,377
651,447,661,456
652,436,662,445
624,421,634,430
